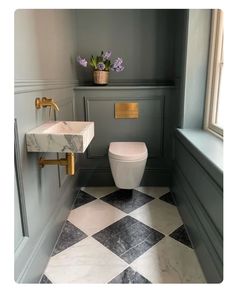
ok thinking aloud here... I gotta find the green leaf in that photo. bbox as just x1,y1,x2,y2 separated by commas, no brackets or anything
104,60,111,70
97,55,103,63
89,56,96,69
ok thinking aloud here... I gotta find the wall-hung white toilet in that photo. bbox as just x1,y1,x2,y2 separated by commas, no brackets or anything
108,142,148,189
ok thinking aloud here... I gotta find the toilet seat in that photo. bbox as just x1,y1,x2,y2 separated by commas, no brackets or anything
109,142,148,161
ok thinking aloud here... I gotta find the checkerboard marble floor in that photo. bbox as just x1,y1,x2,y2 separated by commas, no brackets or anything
41,187,206,284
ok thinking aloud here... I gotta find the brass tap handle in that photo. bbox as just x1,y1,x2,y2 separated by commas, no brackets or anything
42,97,52,104
35,97,60,112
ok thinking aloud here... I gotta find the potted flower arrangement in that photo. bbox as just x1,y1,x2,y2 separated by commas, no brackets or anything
77,50,124,85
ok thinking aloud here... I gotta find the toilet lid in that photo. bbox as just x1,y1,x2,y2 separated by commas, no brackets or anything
109,142,148,161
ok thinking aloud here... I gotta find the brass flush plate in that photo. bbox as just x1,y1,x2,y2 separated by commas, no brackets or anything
115,102,139,119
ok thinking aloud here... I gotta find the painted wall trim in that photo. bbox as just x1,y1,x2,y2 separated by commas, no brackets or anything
173,165,223,282
74,84,176,90
175,161,222,249
14,79,79,94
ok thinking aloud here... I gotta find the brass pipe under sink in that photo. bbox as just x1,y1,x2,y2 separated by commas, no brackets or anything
39,153,75,176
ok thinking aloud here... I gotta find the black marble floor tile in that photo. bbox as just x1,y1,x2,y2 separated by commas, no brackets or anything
109,267,151,284
169,224,193,248
73,190,97,209
159,191,176,206
100,189,154,213
40,274,52,284
92,216,164,264
52,221,87,256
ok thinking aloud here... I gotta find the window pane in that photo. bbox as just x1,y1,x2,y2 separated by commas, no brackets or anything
215,34,224,129
204,10,224,136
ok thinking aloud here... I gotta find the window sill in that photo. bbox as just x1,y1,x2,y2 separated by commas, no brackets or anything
175,128,223,188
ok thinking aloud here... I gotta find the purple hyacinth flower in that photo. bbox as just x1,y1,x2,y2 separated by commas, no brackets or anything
113,57,123,68
115,65,125,72
97,62,105,71
103,50,112,60
77,56,88,67
111,56,125,72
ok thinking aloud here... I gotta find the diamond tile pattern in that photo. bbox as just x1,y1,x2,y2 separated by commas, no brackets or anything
45,237,128,284
52,220,87,256
80,186,118,198
68,199,126,235
73,190,96,209
131,236,205,283
92,216,164,263
40,274,52,284
159,191,176,206
169,224,193,248
100,189,154,213
130,198,183,235
135,186,170,198
109,267,151,284
44,187,205,283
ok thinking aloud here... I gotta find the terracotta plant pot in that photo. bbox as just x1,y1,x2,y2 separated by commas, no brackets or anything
93,70,109,85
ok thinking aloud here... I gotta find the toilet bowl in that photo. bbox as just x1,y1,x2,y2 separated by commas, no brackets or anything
108,142,148,189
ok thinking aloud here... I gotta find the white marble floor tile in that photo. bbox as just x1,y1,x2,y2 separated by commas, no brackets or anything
43,187,207,284
80,186,118,198
45,237,128,283
130,198,183,235
135,186,170,198
68,199,126,235
131,236,206,283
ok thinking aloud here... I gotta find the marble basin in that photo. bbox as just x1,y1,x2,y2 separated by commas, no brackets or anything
26,121,94,153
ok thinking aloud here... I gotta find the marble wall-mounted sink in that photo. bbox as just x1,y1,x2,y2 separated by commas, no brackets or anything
26,121,94,153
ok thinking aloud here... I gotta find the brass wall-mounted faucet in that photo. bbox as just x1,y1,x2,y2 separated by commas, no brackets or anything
35,97,60,112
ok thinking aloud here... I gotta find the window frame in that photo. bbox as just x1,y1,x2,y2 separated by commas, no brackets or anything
204,9,224,138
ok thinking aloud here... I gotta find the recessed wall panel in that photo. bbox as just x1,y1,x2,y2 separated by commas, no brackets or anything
85,96,164,158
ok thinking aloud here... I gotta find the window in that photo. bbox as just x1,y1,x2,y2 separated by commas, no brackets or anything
204,10,224,138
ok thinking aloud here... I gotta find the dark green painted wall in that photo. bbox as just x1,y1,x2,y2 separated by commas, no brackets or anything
74,9,188,186
75,9,180,84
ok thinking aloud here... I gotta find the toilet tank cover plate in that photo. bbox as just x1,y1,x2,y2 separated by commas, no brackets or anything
109,142,148,161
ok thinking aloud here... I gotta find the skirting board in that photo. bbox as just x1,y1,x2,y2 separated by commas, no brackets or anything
17,173,79,283
76,168,171,187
